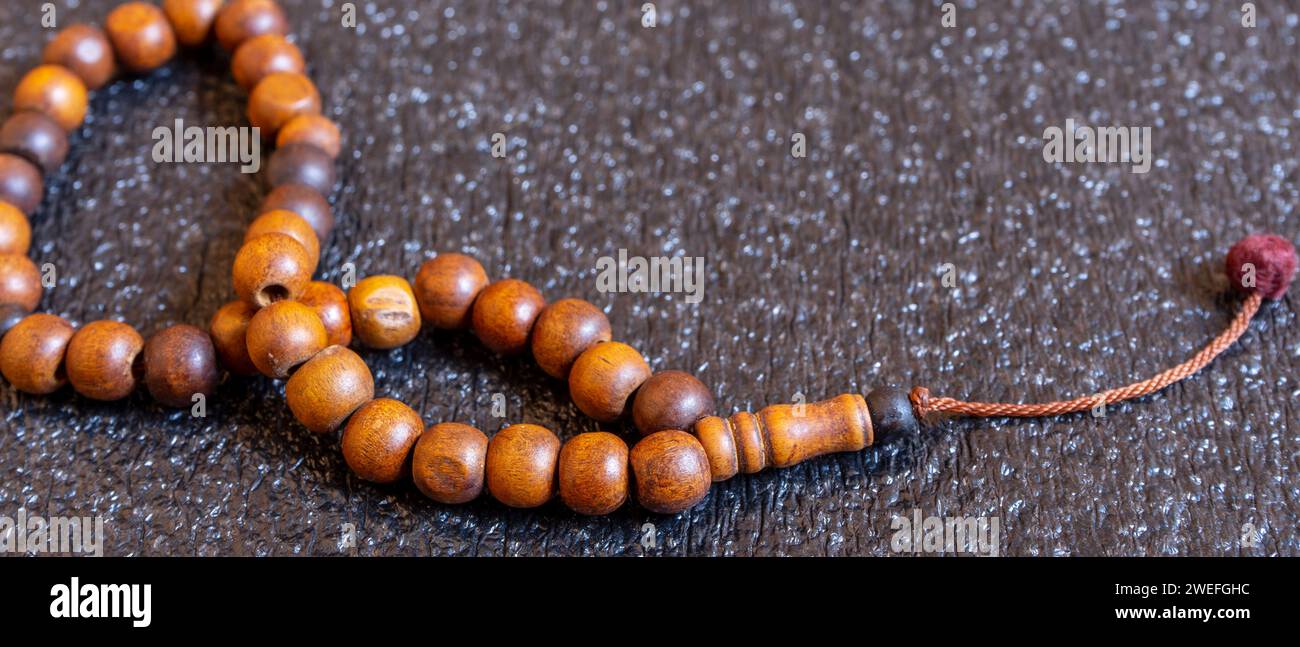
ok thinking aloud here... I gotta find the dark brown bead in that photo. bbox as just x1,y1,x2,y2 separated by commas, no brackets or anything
413,253,489,330
0,253,42,312
0,153,43,215
42,24,116,90
530,298,611,379
486,423,561,508
13,65,87,132
0,303,27,339
558,432,629,516
258,183,332,241
298,280,351,347
277,114,341,159
65,320,144,401
245,208,319,269
284,345,374,434
630,430,711,514
568,341,651,423
0,313,74,394
0,201,32,255
632,370,714,436
105,2,178,73
347,275,421,349
247,71,320,136
865,386,919,445
231,33,304,91
342,398,423,484
214,0,288,51
412,422,488,504
245,300,326,378
231,232,312,307
0,111,69,174
208,300,259,376
266,142,334,195
470,278,545,355
162,0,223,47
143,324,219,408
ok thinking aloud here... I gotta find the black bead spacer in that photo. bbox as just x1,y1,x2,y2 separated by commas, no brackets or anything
866,386,919,444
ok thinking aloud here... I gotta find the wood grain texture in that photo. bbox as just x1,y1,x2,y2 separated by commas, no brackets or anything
0,0,1295,555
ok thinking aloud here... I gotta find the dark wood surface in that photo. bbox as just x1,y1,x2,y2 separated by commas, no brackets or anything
0,0,1295,556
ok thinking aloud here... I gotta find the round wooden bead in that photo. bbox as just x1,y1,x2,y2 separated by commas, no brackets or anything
347,275,421,349
0,202,32,255
276,114,341,159
632,370,714,435
530,298,611,379
208,300,258,376
486,423,561,508
470,278,545,355
143,324,219,408
412,422,488,504
104,2,178,73
259,183,332,241
284,345,374,434
0,253,42,312
298,280,351,347
558,432,629,516
266,142,334,195
0,313,74,394
214,0,287,51
865,386,918,445
245,208,319,269
13,65,87,133
42,24,116,90
231,33,303,91
162,0,224,47
630,430,711,514
0,303,27,339
341,398,423,484
0,154,43,215
245,300,326,378
65,320,144,401
231,232,312,307
413,253,489,330
247,72,320,136
0,111,69,174
568,341,651,423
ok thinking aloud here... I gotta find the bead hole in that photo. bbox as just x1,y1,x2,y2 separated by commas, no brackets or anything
256,284,290,307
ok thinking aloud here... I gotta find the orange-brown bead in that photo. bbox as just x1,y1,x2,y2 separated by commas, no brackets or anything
245,300,326,378
530,298,611,379
632,370,714,435
341,398,423,484
0,253,42,312
65,320,144,401
0,202,32,255
0,313,74,394
692,416,739,481
276,114,341,159
13,65,88,132
298,280,351,347
142,324,219,408
208,300,258,376
568,341,651,423
470,278,545,355
486,423,560,509
231,33,304,91
558,432,629,515
630,430,712,514
162,0,224,47
244,208,319,269
247,71,320,136
347,275,421,349
42,24,116,90
214,0,287,51
284,345,373,433
413,253,489,330
232,232,312,307
105,2,178,73
412,422,489,504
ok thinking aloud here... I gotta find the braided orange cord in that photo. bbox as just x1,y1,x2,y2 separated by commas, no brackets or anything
909,292,1263,419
